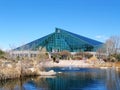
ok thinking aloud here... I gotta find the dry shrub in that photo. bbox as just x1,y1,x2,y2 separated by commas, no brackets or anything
37,52,49,60
59,50,71,60
74,52,93,60
72,56,83,60
84,53,93,59
114,62,120,67
105,62,113,67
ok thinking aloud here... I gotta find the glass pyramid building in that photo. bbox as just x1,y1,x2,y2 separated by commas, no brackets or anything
15,28,103,52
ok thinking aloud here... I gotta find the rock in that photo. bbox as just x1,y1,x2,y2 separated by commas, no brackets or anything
100,67,109,69
39,70,56,76
6,64,12,68
49,70,54,73
58,72,62,74
29,68,35,72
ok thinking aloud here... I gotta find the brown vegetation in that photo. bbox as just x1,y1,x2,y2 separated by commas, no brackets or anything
73,52,93,60
0,59,43,80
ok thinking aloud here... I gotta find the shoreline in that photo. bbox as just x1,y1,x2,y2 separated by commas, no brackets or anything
41,60,120,70
0,59,120,81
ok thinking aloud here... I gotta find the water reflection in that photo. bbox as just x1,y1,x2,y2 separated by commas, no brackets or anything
0,68,120,90
105,68,120,90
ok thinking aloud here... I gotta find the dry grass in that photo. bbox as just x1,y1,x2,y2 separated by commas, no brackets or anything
0,59,43,80
114,62,120,67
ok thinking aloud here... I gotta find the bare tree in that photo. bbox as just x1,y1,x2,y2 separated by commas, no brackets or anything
96,47,106,59
105,36,120,56
9,44,17,60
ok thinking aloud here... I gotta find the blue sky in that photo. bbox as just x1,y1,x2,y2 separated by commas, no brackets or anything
0,0,120,50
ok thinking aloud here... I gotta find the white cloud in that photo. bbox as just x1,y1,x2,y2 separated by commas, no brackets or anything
96,35,103,39
95,35,108,42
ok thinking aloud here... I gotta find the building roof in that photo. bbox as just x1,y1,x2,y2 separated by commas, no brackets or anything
15,28,103,52
59,28,103,46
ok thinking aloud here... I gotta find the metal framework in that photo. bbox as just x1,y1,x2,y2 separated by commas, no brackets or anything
15,28,103,52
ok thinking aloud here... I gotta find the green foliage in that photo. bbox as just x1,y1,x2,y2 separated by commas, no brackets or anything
0,49,6,59
0,49,5,55
112,54,120,61
107,54,120,62
116,54,120,61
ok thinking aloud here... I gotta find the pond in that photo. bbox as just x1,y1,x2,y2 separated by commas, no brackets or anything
0,67,120,90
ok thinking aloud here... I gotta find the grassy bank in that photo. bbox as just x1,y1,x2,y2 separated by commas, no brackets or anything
0,58,120,81
0,59,43,80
